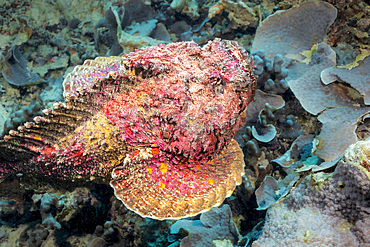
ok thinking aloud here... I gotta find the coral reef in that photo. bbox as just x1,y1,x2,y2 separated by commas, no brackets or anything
35,193,62,229
250,0,370,162
170,204,239,247
326,0,369,50
170,0,200,20
38,77,64,107
2,101,42,136
253,138,370,246
251,101,285,143
0,0,369,246
0,185,113,247
288,43,370,161
253,203,359,247
253,51,289,94
321,56,370,105
0,39,256,220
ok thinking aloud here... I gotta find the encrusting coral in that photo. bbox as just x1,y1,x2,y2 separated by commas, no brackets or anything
0,39,256,220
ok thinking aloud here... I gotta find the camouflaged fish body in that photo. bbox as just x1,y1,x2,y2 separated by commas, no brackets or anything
0,39,256,220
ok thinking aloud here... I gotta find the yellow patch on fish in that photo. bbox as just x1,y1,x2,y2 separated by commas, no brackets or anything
160,163,167,173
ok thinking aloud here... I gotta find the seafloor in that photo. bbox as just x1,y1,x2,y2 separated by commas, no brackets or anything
0,0,369,246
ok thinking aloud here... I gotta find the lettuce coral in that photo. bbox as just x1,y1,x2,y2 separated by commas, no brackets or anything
251,1,337,65
321,56,370,105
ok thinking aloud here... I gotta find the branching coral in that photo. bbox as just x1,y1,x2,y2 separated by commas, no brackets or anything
253,51,289,94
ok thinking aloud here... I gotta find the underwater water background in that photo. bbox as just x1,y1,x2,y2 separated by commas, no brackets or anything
0,0,369,246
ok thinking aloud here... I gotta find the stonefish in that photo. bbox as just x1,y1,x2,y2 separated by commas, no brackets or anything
0,39,256,220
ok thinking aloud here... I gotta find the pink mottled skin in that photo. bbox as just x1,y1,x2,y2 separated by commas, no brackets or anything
0,39,256,197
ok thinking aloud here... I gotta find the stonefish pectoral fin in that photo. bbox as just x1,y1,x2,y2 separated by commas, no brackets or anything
110,139,244,220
